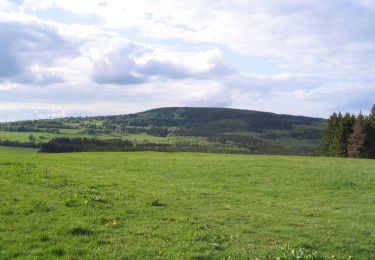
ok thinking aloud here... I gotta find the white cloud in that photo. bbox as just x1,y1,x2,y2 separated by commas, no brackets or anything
0,14,78,84
92,42,235,84
20,0,375,79
0,0,374,120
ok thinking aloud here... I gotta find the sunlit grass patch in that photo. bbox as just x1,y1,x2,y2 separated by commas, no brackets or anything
0,152,374,258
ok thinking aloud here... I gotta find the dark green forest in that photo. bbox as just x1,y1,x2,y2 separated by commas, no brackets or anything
321,105,375,158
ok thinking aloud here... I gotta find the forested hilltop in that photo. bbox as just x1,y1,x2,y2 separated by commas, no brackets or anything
0,107,326,155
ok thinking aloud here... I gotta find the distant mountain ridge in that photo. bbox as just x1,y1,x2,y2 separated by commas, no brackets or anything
126,107,324,128
0,107,326,155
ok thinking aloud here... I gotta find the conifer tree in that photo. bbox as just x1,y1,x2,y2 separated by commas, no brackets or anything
321,112,347,157
366,105,375,158
321,112,337,156
342,112,355,156
328,112,346,157
348,113,367,158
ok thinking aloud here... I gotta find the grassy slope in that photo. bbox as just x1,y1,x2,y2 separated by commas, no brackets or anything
0,152,374,259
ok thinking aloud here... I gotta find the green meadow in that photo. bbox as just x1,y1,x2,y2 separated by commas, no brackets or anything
0,151,374,259
0,146,36,154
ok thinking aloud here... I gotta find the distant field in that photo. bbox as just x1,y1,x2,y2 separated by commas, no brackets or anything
0,152,374,259
0,130,93,143
0,146,36,154
0,130,196,145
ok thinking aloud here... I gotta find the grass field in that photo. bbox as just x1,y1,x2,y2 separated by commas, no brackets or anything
0,130,201,145
0,146,36,154
0,130,91,143
0,152,374,259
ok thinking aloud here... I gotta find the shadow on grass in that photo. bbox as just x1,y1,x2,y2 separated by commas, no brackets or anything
69,226,94,236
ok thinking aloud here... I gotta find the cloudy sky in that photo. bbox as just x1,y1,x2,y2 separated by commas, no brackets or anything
1,0,375,121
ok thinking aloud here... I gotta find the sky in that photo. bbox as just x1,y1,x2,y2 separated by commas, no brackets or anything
1,0,375,121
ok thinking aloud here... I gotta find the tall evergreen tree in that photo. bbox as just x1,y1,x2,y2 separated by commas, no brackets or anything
366,105,375,158
328,112,346,157
321,112,337,156
348,113,367,158
321,112,347,157
342,112,356,156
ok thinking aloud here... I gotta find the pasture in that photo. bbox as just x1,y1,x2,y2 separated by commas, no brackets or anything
0,146,36,154
0,152,374,259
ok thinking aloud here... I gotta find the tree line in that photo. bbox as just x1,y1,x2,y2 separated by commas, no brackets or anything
0,139,39,148
39,138,172,153
321,105,375,158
